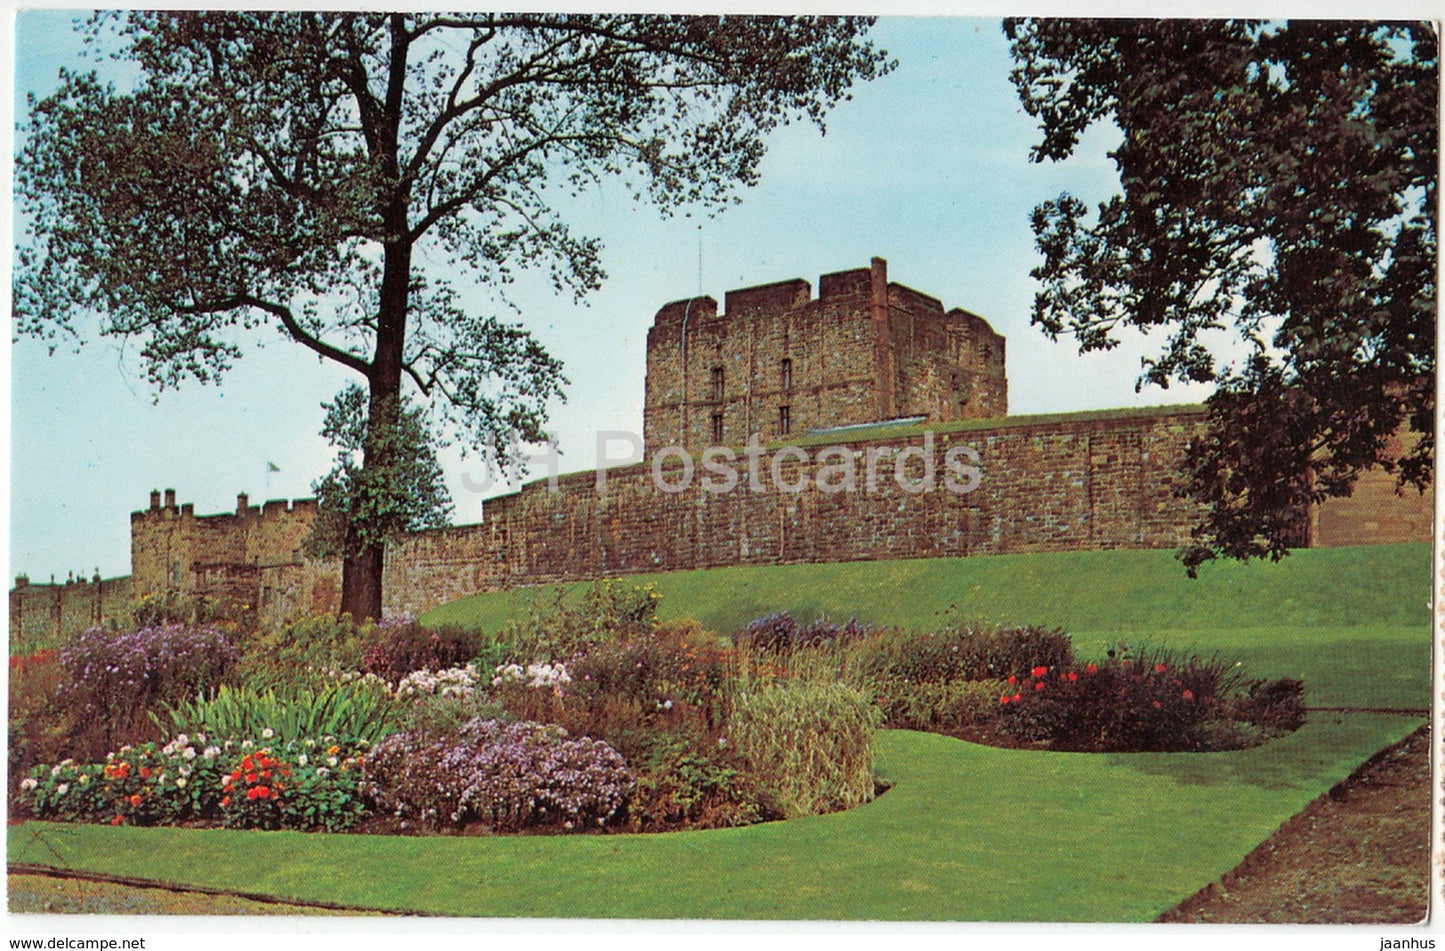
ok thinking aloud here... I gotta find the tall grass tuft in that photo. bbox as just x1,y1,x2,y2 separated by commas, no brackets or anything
728,679,881,819
155,681,402,744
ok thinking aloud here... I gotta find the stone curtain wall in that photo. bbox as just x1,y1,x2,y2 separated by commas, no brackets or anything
9,574,133,646
18,404,1433,640
380,406,1207,617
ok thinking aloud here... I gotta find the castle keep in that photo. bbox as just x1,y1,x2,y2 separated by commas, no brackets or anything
643,258,1007,454
12,258,1433,639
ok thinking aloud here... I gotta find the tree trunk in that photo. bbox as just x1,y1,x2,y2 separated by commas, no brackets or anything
340,542,385,623
337,16,413,625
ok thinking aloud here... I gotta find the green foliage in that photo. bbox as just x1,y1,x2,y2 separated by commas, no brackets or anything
1005,19,1436,569
237,614,369,686
304,386,453,558
623,732,768,832
499,580,664,661
154,682,402,746
872,678,1006,733
124,591,249,633
16,13,889,618
849,624,1074,685
993,646,1273,752
729,680,881,819
16,735,370,833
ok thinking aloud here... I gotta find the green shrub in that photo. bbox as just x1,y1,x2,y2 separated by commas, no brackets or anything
874,678,1006,732
16,734,370,832
499,580,662,661
729,680,881,819
155,681,402,745
995,647,1254,751
624,732,770,831
1232,676,1307,733
237,614,368,686
849,624,1074,686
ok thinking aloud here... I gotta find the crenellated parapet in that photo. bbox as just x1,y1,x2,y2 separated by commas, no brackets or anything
642,257,1008,457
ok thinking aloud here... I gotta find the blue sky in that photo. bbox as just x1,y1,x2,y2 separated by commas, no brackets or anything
8,12,1225,581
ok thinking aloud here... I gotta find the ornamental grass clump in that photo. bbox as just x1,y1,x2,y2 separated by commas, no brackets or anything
729,680,881,819
363,718,633,833
156,680,402,746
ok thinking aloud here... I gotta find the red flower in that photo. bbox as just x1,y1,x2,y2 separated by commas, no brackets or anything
111,815,124,826
1034,681,1046,692
241,755,254,771
1068,672,1078,682
247,787,259,801
999,695,1010,705
260,770,272,780
245,773,258,784
1031,666,1048,678
1155,663,1168,673
1152,700,1162,709
1182,689,1195,702
1012,693,1023,703
1007,675,1017,686
139,766,152,779
1085,664,1098,675
255,786,271,799
221,796,231,807
128,794,142,807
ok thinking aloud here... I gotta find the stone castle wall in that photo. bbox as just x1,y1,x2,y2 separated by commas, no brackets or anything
642,258,1007,456
9,573,133,646
380,405,1206,617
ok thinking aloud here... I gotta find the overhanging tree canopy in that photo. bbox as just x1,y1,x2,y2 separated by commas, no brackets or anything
17,12,892,617
1005,18,1436,573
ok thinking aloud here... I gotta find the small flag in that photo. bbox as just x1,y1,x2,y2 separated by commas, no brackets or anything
266,461,281,473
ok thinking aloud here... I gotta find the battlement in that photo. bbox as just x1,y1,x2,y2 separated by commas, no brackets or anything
643,256,1008,455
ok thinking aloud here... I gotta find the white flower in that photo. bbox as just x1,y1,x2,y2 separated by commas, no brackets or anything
203,746,220,759
175,733,189,746
262,728,275,739
298,754,308,766
241,740,253,749
78,774,89,785
19,778,37,791
195,733,207,745
316,767,330,778
176,778,187,789
51,765,62,777
183,747,197,760
327,756,339,767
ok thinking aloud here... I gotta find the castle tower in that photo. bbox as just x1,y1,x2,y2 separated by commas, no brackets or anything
642,257,1007,456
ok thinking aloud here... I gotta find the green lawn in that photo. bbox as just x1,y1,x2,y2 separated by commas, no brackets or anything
10,544,1431,919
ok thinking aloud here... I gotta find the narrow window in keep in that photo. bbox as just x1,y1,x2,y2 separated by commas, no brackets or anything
711,413,724,443
779,405,791,436
711,366,725,401
781,357,793,391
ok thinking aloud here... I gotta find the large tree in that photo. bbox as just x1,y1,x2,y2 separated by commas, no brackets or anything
1004,19,1436,573
17,12,891,618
